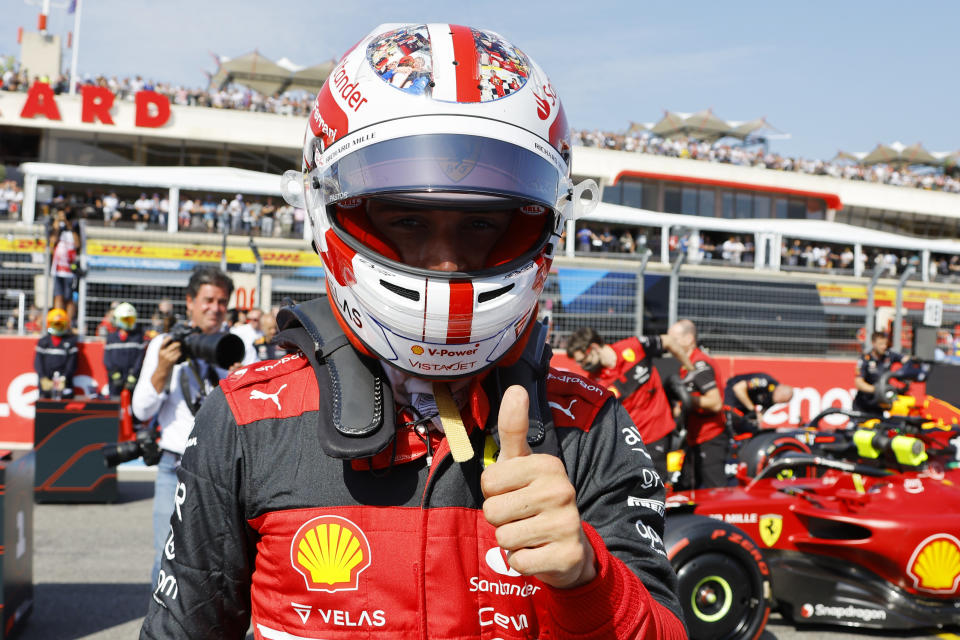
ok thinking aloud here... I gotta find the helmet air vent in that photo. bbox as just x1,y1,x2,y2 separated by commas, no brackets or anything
477,284,514,304
379,279,421,302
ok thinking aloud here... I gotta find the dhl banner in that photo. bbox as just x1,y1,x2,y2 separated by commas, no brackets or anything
0,236,48,254
817,283,960,312
85,240,323,268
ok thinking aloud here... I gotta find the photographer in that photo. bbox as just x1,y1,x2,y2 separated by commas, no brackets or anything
132,266,252,585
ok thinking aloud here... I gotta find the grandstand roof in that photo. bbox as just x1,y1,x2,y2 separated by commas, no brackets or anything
644,110,782,143
834,141,956,168
288,61,336,94
19,163,283,196
209,51,333,95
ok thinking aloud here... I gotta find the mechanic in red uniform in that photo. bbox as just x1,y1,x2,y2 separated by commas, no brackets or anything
141,23,685,640
566,326,693,482
668,318,728,489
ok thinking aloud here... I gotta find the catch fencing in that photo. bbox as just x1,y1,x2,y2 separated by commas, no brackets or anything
0,222,49,335
8,223,958,360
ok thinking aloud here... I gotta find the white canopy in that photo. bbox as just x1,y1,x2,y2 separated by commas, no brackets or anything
584,202,960,253
18,162,285,229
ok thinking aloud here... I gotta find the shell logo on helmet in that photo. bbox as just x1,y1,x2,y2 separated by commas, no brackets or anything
410,345,424,355
290,515,371,592
534,91,550,120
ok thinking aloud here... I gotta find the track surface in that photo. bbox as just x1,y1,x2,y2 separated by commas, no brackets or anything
15,469,955,640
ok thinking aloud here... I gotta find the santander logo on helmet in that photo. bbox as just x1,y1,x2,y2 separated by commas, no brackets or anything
282,23,599,379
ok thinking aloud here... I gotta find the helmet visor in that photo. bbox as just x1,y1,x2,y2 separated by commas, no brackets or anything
331,196,553,276
315,134,562,211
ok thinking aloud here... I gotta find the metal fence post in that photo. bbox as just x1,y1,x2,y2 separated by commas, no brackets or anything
667,250,685,329
894,265,916,351
42,226,51,332
249,237,263,309
77,220,88,336
634,249,651,335
3,291,26,335
864,265,884,350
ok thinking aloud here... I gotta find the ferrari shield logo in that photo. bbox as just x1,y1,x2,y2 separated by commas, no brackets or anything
759,514,783,547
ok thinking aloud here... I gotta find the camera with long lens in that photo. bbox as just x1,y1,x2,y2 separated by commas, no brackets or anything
102,428,162,467
168,321,245,369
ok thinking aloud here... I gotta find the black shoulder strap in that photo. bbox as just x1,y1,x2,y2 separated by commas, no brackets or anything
486,320,559,457
276,296,395,460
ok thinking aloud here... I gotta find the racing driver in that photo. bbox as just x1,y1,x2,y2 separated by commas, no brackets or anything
141,23,686,639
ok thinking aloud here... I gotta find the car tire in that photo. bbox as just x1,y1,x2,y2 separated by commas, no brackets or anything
665,513,771,640
736,431,812,478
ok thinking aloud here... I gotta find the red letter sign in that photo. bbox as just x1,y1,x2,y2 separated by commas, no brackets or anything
20,82,62,121
81,85,116,124
134,90,171,128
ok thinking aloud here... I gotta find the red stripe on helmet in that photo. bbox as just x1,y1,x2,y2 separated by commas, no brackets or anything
310,79,348,150
549,101,570,158
446,279,474,343
449,24,481,103
322,228,357,287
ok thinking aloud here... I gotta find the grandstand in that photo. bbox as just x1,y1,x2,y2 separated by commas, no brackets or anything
2,59,960,360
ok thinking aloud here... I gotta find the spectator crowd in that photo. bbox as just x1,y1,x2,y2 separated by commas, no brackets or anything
573,129,960,194
3,54,956,194
11,187,307,237
568,223,960,282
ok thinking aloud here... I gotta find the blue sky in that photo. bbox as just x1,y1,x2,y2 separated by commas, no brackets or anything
2,0,957,162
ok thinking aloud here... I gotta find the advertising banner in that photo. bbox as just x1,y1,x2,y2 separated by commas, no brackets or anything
0,337,108,447
551,352,859,429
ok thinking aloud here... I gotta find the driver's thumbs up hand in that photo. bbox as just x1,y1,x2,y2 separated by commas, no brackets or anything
495,384,532,461
481,385,596,589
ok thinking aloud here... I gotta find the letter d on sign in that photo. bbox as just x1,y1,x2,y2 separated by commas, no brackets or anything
135,90,171,128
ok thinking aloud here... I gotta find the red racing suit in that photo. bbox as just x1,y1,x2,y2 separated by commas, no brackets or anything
588,336,675,445
140,348,686,638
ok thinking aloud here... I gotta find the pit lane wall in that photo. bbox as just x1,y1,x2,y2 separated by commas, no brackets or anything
0,335,865,446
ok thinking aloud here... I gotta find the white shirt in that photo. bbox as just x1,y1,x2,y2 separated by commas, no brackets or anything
102,194,119,213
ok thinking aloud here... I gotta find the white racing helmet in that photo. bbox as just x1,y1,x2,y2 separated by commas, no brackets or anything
113,302,138,331
283,23,598,379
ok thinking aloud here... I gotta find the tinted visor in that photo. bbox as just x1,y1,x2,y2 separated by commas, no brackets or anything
318,134,562,209
331,197,553,274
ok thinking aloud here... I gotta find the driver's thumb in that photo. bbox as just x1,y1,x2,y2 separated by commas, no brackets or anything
497,385,532,461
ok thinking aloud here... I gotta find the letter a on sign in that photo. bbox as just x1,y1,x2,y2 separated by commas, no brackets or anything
20,82,62,121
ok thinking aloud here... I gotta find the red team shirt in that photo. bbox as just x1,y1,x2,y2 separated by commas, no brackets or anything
587,336,676,444
679,347,726,445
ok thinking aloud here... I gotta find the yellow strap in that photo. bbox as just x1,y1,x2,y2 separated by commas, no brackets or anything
432,382,474,462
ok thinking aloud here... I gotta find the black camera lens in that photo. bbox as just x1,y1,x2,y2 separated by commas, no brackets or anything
182,332,245,369
102,440,142,467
